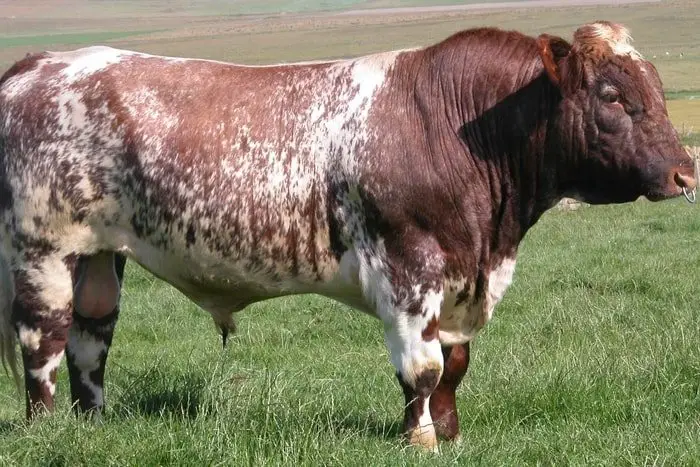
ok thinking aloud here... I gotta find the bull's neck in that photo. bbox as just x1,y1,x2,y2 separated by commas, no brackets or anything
413,46,563,253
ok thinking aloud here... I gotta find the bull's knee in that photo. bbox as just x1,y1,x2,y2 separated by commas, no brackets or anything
73,252,120,319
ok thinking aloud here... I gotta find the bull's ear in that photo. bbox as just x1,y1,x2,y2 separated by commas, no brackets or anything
536,34,572,86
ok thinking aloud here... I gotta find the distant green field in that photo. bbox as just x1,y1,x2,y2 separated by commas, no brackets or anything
0,31,157,48
2,0,696,91
666,91,700,101
682,134,700,146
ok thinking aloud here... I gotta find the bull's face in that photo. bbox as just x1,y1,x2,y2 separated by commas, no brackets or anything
539,22,695,204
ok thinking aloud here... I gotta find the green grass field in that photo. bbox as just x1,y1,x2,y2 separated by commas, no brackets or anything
1,200,699,465
1,0,700,464
0,31,162,49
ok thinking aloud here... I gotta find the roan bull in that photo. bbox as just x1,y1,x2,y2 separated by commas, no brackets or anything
0,21,695,450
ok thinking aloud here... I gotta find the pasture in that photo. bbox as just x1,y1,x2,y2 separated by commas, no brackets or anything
1,0,699,464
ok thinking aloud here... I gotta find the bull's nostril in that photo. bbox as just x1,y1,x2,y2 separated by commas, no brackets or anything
674,172,697,190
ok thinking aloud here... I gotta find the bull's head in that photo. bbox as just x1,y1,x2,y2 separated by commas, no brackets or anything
538,21,695,204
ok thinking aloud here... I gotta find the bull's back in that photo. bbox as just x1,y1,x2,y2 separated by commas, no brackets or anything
95,50,348,287
0,46,402,300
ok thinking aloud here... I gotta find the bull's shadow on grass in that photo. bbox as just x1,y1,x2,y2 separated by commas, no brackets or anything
0,420,18,434
113,370,207,419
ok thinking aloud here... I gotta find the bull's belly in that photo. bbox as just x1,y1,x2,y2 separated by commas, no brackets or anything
105,225,370,317
104,224,515,342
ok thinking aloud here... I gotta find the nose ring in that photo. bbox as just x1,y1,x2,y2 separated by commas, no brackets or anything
683,186,696,203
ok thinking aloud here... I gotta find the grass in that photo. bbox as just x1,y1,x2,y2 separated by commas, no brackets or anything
1,199,700,464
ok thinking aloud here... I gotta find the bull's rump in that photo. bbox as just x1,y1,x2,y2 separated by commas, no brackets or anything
0,46,395,305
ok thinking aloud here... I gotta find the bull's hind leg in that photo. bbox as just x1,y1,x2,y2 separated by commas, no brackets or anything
67,252,125,413
430,343,469,441
11,255,74,418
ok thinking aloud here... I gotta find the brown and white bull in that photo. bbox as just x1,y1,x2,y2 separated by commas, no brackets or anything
0,22,695,450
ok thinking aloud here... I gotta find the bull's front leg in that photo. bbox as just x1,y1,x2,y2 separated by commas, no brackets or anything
383,289,444,451
358,232,448,450
430,343,469,441
369,248,445,452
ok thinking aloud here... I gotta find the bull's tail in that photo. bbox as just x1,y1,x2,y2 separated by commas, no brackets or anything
0,250,20,391
0,75,20,392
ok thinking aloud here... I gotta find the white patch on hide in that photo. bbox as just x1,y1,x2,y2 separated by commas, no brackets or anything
439,257,517,346
356,239,444,388
486,257,516,320
58,46,133,83
28,351,64,396
29,257,74,313
17,324,42,352
67,328,107,407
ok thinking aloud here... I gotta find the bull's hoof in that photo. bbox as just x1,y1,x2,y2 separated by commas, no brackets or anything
406,423,439,452
89,409,105,426
432,412,460,441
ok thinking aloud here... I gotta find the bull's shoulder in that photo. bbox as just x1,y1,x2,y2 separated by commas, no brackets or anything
0,47,132,103
0,52,49,88
49,46,138,82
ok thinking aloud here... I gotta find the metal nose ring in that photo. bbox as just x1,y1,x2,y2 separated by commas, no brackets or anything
683,186,696,203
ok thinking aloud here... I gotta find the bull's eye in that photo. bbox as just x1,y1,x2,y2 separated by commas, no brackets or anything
601,92,621,104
